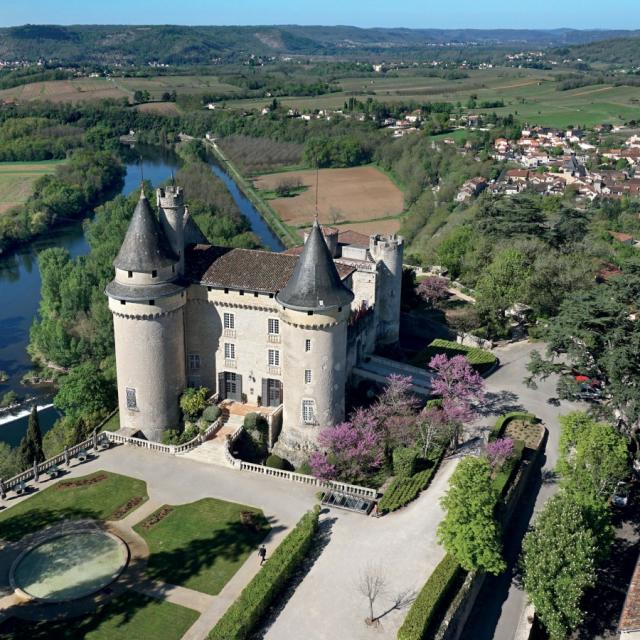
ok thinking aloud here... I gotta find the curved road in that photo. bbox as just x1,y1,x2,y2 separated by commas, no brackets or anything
462,340,584,640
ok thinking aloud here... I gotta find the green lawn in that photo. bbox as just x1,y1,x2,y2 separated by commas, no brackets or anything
101,411,120,432
0,591,198,640
0,471,148,541
134,498,270,595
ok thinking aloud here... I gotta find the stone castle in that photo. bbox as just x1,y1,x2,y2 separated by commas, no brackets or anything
106,186,403,463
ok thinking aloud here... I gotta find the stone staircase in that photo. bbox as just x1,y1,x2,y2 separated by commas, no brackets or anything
178,412,243,467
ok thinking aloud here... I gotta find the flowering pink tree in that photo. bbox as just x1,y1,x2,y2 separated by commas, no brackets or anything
309,409,383,483
485,437,514,469
429,353,485,447
417,277,450,307
374,374,420,461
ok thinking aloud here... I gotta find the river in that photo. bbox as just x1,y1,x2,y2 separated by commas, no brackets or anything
0,143,283,446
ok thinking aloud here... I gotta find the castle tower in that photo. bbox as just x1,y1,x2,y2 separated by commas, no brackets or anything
369,234,404,345
274,220,354,464
157,186,186,275
105,189,187,442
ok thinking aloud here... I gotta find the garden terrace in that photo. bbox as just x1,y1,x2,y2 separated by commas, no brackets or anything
0,471,148,542
411,338,497,374
133,497,271,595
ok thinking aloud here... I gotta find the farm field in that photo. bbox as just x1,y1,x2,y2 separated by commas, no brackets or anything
0,74,242,104
224,67,640,128
0,160,64,214
253,165,404,230
135,101,183,115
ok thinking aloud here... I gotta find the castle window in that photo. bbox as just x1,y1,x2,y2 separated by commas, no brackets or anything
224,288,229,294
120,300,126,305
305,339,311,352
304,370,312,384
223,313,235,329
172,266,176,274
268,318,280,335
224,343,235,360
126,387,138,411
268,349,280,367
189,354,201,371
151,270,157,278
307,311,313,316
254,292,259,297
239,290,244,296
149,300,155,305
302,400,315,424
127,271,133,278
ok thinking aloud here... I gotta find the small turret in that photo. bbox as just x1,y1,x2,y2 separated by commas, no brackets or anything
157,186,186,275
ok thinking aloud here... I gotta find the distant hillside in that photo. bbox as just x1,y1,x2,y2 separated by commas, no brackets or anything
560,35,640,66
1,25,640,65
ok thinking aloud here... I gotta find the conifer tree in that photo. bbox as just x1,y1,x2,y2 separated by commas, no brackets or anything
18,406,45,469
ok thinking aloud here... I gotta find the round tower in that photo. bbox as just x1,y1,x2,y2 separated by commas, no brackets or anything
369,233,404,345
157,186,186,275
274,220,354,465
105,190,186,442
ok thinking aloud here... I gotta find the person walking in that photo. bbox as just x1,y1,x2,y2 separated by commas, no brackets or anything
258,544,267,566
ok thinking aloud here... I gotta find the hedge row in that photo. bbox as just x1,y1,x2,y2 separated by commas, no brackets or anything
493,439,525,497
426,339,497,371
397,553,465,640
378,451,443,514
208,506,320,640
489,411,536,441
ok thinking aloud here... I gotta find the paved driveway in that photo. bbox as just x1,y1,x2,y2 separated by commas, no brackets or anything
263,459,458,640
462,340,585,640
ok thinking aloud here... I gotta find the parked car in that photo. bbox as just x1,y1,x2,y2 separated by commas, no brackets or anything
612,481,630,507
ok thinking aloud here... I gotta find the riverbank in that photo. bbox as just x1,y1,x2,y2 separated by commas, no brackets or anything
204,139,299,248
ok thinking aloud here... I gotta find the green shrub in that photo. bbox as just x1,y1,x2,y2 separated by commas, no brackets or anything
179,387,209,419
297,461,312,475
393,447,419,478
266,454,293,471
378,450,444,514
209,506,320,640
243,412,268,431
489,412,536,441
202,405,221,422
397,553,465,640
419,338,497,374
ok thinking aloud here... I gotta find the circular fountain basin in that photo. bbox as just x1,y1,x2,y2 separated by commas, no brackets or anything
11,530,129,603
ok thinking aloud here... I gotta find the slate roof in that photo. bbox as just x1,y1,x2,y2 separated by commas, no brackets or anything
185,243,355,295
276,220,355,312
114,190,178,273
105,279,185,302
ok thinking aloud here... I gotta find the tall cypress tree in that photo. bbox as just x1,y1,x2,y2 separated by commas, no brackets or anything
18,406,45,470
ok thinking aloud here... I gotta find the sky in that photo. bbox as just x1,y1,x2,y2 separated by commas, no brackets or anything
1,0,639,31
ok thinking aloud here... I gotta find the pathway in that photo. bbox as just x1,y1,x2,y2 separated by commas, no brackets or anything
461,340,585,640
263,459,458,640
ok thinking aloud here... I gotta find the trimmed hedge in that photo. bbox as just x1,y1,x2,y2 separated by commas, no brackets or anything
393,447,419,478
378,451,443,514
244,412,268,431
489,412,536,441
266,454,293,471
208,506,320,640
493,439,525,497
397,553,465,640
422,338,497,373
202,405,221,422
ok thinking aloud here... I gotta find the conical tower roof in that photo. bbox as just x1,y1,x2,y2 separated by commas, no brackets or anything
114,189,178,273
276,220,354,312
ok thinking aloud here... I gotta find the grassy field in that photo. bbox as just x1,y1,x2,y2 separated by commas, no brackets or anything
134,498,270,596
0,471,148,541
0,160,65,214
2,68,637,129
253,165,404,233
0,591,199,640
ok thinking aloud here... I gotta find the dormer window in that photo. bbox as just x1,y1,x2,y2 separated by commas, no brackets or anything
151,270,157,278
127,271,133,278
